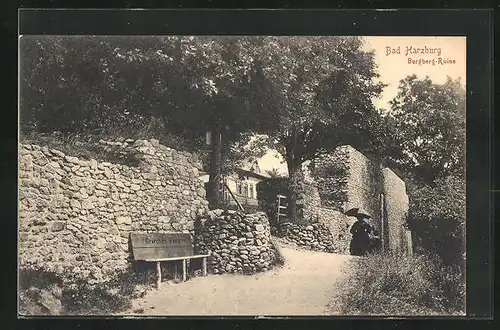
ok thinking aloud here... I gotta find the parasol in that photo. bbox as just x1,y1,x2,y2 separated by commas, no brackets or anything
345,207,372,219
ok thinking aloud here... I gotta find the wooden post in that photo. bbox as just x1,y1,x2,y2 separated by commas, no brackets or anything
182,259,187,282
174,262,178,280
156,261,161,289
380,194,385,253
202,257,207,276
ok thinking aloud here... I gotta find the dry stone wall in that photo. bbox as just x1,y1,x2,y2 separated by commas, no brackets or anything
193,210,279,274
278,222,336,253
18,139,209,285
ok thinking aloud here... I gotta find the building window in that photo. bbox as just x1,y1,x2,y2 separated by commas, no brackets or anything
243,183,249,198
236,180,243,195
249,183,254,198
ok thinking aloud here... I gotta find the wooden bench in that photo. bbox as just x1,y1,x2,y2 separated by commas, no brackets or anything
130,233,209,289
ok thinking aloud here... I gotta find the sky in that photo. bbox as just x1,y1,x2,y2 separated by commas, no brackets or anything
257,36,467,175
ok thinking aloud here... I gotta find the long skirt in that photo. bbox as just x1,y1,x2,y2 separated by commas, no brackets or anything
350,237,370,256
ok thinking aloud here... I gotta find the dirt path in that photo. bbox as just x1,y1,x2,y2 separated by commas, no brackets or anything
121,245,355,316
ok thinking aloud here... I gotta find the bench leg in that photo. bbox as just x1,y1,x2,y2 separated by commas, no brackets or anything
182,259,187,282
156,261,161,290
202,257,207,276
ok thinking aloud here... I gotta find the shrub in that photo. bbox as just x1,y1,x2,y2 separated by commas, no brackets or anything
20,117,199,166
407,175,465,269
331,252,465,316
19,265,149,315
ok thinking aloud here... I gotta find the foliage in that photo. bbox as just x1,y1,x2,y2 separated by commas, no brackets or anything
265,168,284,178
407,174,466,268
246,36,386,161
19,265,148,315
256,177,289,228
331,252,465,316
243,36,386,221
20,36,170,134
19,117,199,168
386,75,466,183
378,75,466,271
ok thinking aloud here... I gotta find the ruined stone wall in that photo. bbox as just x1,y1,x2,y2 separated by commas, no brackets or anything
193,210,278,274
343,146,382,233
303,145,411,255
308,147,350,211
381,168,410,255
316,208,356,255
18,139,209,285
292,184,355,255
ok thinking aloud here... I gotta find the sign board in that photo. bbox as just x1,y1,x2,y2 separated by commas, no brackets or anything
130,233,194,260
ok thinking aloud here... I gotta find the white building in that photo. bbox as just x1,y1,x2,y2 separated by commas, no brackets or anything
198,161,269,207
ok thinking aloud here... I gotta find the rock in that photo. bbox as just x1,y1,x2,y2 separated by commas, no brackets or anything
81,200,95,210
70,199,81,209
39,289,63,315
100,252,112,263
196,187,205,197
255,224,264,232
51,221,66,232
150,139,160,147
64,155,80,165
116,216,132,225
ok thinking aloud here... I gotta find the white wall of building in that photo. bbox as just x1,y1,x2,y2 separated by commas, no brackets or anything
197,172,263,203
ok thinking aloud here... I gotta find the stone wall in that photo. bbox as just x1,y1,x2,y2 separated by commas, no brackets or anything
316,208,356,255
381,168,411,255
193,210,278,274
18,139,209,285
343,146,382,233
304,145,411,255
308,147,350,210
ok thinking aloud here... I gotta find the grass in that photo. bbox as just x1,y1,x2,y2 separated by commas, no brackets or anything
19,265,151,315
20,117,201,166
330,252,465,316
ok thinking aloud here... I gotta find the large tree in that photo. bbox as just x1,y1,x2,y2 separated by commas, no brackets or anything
20,36,271,207
384,76,466,267
245,36,386,222
387,75,466,183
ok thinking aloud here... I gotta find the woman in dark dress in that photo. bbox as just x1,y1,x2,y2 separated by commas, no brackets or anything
349,216,372,256
349,208,379,256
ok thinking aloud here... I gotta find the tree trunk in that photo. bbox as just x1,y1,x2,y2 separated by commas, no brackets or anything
208,123,222,208
287,159,305,224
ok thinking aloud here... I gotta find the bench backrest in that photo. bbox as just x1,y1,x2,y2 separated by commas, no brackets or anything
130,233,194,260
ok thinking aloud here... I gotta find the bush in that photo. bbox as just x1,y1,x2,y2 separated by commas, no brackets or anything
407,175,465,269
20,117,199,166
331,252,465,316
19,265,149,315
